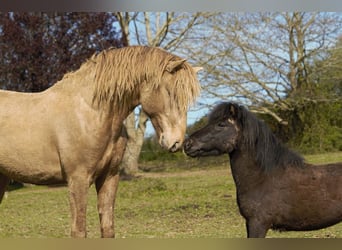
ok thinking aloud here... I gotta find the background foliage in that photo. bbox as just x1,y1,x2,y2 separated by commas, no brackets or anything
0,12,123,92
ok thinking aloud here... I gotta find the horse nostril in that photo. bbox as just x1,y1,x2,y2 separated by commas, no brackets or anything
169,141,180,153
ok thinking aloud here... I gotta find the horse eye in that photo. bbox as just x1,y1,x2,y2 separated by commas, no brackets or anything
217,121,227,127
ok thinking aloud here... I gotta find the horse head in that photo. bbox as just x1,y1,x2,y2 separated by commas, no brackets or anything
184,102,241,157
141,59,201,152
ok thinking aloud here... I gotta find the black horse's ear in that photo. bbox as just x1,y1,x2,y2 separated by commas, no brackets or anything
228,103,238,118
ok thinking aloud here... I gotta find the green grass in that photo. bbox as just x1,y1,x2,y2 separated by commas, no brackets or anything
304,151,342,164
0,152,341,238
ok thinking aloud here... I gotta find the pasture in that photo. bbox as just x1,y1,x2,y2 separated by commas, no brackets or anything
0,152,341,238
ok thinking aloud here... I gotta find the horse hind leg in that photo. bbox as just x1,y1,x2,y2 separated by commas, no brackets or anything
0,174,10,203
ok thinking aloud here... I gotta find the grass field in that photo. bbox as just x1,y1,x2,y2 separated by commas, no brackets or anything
0,152,341,238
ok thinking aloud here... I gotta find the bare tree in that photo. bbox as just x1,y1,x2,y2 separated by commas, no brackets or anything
115,12,210,175
186,12,341,124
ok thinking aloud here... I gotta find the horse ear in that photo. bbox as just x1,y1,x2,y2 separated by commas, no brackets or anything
166,59,186,73
228,103,238,118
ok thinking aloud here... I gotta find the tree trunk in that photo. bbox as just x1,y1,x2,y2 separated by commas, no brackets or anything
120,109,148,176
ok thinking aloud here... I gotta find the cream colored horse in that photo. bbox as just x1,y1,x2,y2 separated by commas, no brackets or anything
0,46,201,237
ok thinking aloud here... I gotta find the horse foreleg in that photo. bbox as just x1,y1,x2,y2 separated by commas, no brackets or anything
68,175,89,238
95,173,120,238
0,174,10,203
246,218,268,238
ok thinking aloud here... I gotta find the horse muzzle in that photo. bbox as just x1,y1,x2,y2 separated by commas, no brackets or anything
183,138,199,156
160,134,183,152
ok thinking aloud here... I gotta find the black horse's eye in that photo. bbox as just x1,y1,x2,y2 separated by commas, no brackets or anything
217,121,227,127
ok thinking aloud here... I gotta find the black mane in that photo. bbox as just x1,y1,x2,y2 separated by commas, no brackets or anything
209,102,304,172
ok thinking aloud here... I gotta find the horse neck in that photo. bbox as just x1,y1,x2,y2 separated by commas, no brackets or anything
228,147,268,195
49,73,138,136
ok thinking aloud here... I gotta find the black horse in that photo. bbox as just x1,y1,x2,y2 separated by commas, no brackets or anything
184,102,342,238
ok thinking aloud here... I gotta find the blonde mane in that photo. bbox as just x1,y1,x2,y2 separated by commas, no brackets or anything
84,46,200,111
